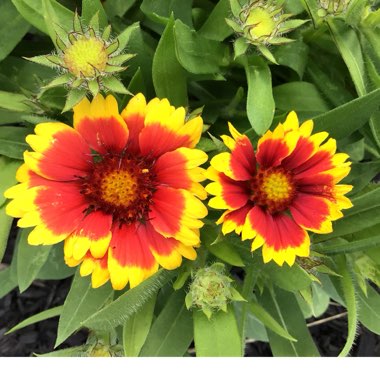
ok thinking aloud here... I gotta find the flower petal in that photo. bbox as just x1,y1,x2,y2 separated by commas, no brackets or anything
256,124,299,168
64,211,112,261
212,122,256,181
108,224,158,290
155,147,208,199
146,223,197,270
80,253,110,288
73,94,129,154
290,194,333,234
24,122,91,181
205,167,250,210
139,98,203,157
23,182,87,245
121,93,147,154
149,187,207,246
217,203,252,235
243,206,310,266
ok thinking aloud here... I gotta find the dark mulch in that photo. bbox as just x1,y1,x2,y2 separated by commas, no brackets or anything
0,278,87,357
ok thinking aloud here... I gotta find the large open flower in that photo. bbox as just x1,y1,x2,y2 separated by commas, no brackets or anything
206,112,352,266
5,94,208,290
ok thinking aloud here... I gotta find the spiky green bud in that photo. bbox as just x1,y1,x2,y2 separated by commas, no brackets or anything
318,0,351,17
185,263,245,319
227,0,308,63
26,11,135,111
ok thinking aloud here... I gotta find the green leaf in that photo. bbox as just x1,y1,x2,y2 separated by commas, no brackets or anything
313,88,380,139
37,242,76,280
321,207,380,242
273,40,309,78
0,205,13,263
37,345,88,357
301,0,320,27
152,16,187,107
0,0,30,62
201,224,245,267
82,0,108,29
233,37,249,59
193,307,242,357
11,0,73,35
248,299,297,342
0,127,30,160
103,0,136,19
141,0,193,27
123,294,156,357
174,20,230,74
6,305,63,334
82,269,175,330
42,74,71,90
345,161,380,195
313,235,380,255
328,18,366,97
140,289,193,356
335,256,358,357
357,285,380,335
24,55,58,69
0,91,32,112
273,81,329,113
263,262,313,292
198,0,233,41
15,228,53,292
0,156,21,206
243,56,275,135
208,242,245,267
0,266,17,298
62,88,87,113
103,76,131,95
258,287,320,356
56,271,113,347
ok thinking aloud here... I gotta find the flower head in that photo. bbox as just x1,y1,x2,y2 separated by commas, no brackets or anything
206,112,353,266
5,94,208,290
185,263,244,318
27,12,134,110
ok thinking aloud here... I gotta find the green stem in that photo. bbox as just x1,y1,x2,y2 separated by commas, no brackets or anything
239,261,257,355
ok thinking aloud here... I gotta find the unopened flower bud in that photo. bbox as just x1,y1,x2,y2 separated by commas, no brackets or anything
27,11,134,111
318,0,351,17
185,263,245,319
226,0,308,63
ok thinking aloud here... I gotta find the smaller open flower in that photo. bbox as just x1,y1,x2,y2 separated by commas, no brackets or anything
206,112,353,266
226,0,308,62
27,12,134,111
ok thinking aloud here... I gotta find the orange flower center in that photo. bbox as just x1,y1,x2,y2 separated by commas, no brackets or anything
251,167,295,214
80,153,156,225
100,168,138,207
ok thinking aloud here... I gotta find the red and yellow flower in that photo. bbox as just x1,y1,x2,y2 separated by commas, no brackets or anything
5,94,208,290
206,112,352,266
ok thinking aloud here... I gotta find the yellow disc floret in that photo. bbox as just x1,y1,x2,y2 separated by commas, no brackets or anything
100,169,138,207
261,171,292,202
63,36,108,78
246,7,276,39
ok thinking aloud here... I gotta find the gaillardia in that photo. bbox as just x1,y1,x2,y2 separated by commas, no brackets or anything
5,94,208,290
206,112,352,266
